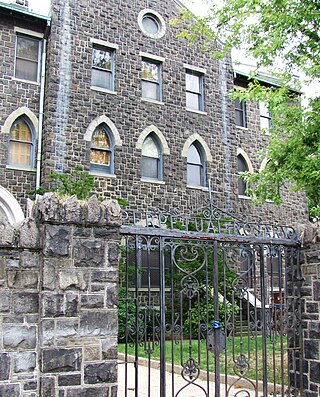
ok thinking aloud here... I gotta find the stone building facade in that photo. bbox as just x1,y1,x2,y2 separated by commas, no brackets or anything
0,0,309,227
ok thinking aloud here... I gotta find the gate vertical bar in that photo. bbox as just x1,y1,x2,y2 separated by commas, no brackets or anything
213,240,220,397
159,236,166,397
259,243,268,397
134,235,140,397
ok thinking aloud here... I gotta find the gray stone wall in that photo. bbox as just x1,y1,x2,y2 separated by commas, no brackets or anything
0,194,120,396
0,12,47,208
299,234,320,397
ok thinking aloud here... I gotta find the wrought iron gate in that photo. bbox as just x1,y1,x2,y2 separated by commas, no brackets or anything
118,203,303,397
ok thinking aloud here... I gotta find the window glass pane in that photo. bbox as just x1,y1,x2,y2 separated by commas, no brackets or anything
91,149,110,165
11,119,32,141
142,80,158,100
141,61,158,81
237,155,248,195
187,163,202,186
91,68,111,89
15,59,38,81
10,141,31,166
260,102,270,117
92,128,111,149
17,36,39,61
260,116,271,130
186,73,200,93
235,109,244,126
142,16,159,35
141,156,158,179
187,144,201,164
92,48,112,70
142,136,159,158
186,92,200,110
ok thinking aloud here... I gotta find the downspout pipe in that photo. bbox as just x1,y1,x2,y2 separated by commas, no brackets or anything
36,27,48,193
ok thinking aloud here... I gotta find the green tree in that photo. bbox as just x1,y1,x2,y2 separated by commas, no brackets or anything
174,0,320,220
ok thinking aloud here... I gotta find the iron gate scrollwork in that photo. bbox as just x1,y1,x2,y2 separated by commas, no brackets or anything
118,203,303,397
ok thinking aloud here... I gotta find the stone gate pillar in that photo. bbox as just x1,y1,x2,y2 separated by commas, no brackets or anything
299,227,320,397
37,194,121,396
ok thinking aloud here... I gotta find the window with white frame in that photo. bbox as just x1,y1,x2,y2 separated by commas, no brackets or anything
8,116,35,168
186,70,204,111
235,98,247,128
90,124,114,174
15,34,41,82
141,134,162,180
141,58,162,101
91,46,115,91
237,154,249,196
187,142,205,186
260,102,272,131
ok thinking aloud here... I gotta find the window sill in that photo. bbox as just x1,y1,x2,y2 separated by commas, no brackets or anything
235,125,248,130
186,108,207,115
90,86,117,95
141,178,165,185
89,171,116,178
141,98,164,106
6,165,36,172
12,77,40,86
238,194,251,200
187,185,208,191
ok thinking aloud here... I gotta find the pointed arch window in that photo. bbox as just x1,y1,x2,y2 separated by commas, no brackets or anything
187,142,205,186
8,116,35,168
141,134,162,180
90,124,114,174
237,154,249,196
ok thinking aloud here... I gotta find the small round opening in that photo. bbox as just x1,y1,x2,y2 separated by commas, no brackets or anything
142,14,160,35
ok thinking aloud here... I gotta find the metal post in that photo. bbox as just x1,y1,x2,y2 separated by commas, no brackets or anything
159,237,166,397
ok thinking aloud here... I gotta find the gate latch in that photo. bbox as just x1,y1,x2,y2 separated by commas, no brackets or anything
207,321,226,354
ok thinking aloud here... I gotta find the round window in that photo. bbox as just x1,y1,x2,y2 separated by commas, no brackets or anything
138,9,166,39
142,14,160,35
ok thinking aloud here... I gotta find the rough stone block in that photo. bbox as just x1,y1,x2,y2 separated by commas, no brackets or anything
43,293,79,317
42,259,57,291
0,384,20,397
102,199,121,226
310,361,320,383
84,362,117,384
19,219,40,248
91,269,118,283
84,345,101,361
21,251,40,268
37,193,60,222
80,294,104,309
59,269,87,291
87,195,102,224
310,322,320,339
0,219,14,245
63,196,82,223
56,318,78,343
13,292,39,314
0,291,11,313
74,239,105,267
58,374,81,386
23,381,37,391
79,311,117,337
43,225,71,257
106,283,117,308
0,353,10,380
42,348,82,373
3,325,36,350
66,386,110,397
40,319,55,346
40,376,55,396
14,352,36,373
7,270,39,289
102,338,117,360
107,242,119,265
313,281,320,300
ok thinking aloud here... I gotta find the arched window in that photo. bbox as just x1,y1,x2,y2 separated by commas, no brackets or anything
141,134,162,180
237,154,249,196
8,116,34,168
90,124,114,174
187,142,205,186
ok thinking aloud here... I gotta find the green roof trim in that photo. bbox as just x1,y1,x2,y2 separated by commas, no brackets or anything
0,1,51,22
